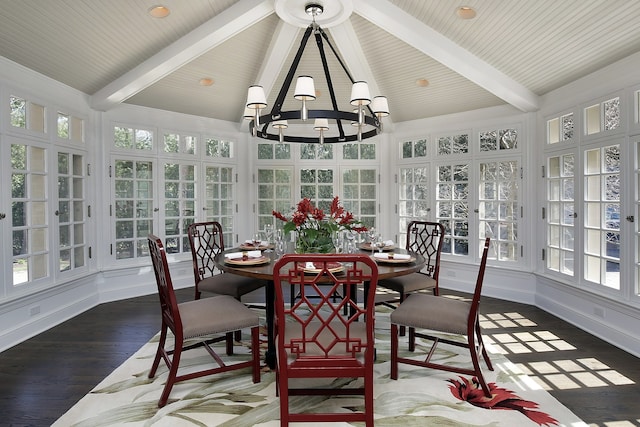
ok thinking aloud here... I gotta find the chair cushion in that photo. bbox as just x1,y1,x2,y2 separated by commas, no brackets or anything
283,320,368,357
179,295,259,339
379,272,436,293
198,273,265,299
390,294,470,335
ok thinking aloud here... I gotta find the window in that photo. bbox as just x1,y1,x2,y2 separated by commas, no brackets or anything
398,166,429,246
204,166,235,243
343,142,376,160
301,143,333,160
584,145,620,289
164,132,196,155
636,90,640,125
479,160,520,261
635,139,640,296
342,168,377,230
437,133,469,155
163,162,196,254
257,168,293,232
114,126,153,151
56,151,87,273
300,168,335,210
10,95,46,133
57,112,84,143
257,143,290,160
584,97,620,135
113,159,154,260
436,163,469,256
547,113,574,144
401,138,427,159
204,137,232,158
11,143,49,285
546,153,575,276
480,128,518,152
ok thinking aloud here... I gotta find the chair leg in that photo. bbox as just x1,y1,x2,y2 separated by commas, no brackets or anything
365,355,375,427
279,374,289,427
468,331,491,398
475,321,494,371
399,292,406,336
158,337,182,407
226,332,234,355
149,325,168,378
390,323,399,380
251,326,261,383
408,326,416,352
234,297,244,342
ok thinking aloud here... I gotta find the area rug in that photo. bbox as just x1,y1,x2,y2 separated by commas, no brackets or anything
54,307,587,426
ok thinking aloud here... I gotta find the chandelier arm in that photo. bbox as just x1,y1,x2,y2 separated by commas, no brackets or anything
268,24,314,123
319,28,378,122
318,27,355,84
314,30,346,141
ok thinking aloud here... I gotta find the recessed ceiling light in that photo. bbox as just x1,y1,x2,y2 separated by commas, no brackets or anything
456,6,476,19
148,5,170,18
416,78,429,87
199,78,214,86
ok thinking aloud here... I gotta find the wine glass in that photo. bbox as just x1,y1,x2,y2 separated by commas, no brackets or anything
275,229,285,257
263,223,274,253
346,230,356,253
252,232,262,249
375,234,386,253
367,228,377,254
332,231,344,253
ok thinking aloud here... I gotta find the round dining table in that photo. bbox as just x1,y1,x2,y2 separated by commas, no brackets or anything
214,246,426,368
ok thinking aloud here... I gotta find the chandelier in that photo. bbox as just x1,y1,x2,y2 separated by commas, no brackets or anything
245,3,389,144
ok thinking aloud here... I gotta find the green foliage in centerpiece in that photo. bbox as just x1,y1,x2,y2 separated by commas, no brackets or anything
272,196,368,253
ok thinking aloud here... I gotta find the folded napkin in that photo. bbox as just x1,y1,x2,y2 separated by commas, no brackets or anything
225,250,262,259
225,252,243,259
373,253,411,260
384,240,395,246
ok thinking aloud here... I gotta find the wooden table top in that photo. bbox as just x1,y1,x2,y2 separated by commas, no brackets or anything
214,248,426,281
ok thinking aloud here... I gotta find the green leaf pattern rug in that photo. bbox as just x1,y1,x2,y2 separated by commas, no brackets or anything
54,307,587,426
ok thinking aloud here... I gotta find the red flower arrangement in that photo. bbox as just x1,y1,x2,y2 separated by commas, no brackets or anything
272,196,367,253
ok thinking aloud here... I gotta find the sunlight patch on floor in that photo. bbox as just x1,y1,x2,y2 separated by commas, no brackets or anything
480,312,635,394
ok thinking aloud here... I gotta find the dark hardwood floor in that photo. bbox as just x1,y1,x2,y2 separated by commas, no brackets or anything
0,286,639,427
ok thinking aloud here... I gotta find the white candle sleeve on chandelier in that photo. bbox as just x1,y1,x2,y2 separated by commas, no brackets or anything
294,76,315,121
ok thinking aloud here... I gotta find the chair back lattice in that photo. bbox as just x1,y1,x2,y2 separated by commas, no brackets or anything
148,234,182,335
187,221,226,283
406,221,445,279
273,254,378,365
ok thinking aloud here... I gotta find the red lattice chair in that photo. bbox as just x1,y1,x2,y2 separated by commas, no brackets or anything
147,234,261,407
377,220,444,335
390,237,493,397
187,221,266,301
273,253,378,426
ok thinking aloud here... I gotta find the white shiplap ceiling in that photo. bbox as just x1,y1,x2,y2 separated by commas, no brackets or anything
1,0,639,127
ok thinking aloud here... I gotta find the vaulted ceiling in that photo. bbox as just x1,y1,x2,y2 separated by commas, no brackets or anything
1,0,640,130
